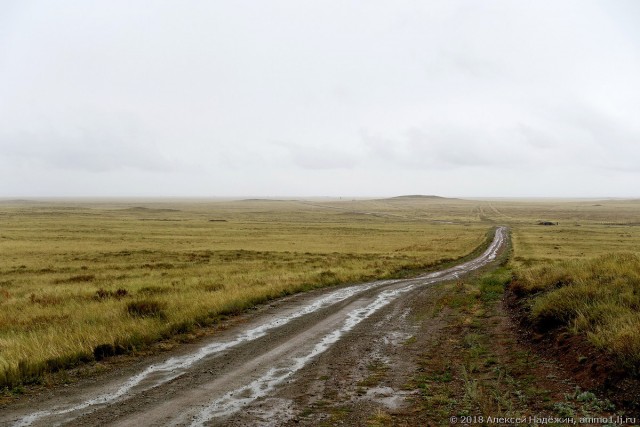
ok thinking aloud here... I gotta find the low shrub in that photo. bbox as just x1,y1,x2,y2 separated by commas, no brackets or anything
53,274,95,284
93,343,116,360
202,282,225,292
29,293,63,306
126,300,166,319
138,286,171,295
95,288,129,300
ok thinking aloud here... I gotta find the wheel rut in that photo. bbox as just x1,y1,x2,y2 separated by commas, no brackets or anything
3,227,508,427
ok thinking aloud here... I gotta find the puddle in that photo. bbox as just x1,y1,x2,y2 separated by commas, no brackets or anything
12,280,396,427
240,398,296,426
191,286,415,426
363,386,414,410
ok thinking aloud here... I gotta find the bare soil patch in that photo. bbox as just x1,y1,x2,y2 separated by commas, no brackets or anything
505,288,640,417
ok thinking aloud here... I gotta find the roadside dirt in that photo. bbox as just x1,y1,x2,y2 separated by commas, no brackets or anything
505,289,640,418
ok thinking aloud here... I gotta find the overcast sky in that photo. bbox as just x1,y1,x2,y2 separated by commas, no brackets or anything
1,0,639,198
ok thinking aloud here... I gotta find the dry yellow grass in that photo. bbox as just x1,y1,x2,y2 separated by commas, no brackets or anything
3,196,640,388
404,197,640,370
476,198,640,265
487,199,640,370
0,198,489,388
512,253,640,368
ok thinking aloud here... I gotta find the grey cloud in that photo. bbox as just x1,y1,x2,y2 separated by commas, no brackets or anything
1,0,640,197
362,126,531,170
515,124,557,150
1,125,173,173
274,141,358,170
436,50,500,79
533,105,640,172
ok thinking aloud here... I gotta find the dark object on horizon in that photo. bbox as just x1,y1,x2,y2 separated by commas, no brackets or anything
537,221,558,226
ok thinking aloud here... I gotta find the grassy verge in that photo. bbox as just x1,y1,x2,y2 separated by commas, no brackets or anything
410,268,620,424
486,199,640,402
511,253,640,372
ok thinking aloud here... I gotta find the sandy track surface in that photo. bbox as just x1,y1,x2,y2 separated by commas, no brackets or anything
3,227,507,427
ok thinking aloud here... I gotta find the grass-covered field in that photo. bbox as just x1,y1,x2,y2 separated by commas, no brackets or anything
486,199,640,372
2,196,640,389
0,197,489,388
488,199,640,265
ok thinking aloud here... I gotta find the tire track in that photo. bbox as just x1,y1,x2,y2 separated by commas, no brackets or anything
5,227,507,427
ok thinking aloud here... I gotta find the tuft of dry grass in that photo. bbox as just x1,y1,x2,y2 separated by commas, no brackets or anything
127,300,167,319
512,253,640,369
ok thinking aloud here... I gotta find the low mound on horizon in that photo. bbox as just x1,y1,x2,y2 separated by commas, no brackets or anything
384,194,457,201
122,207,181,213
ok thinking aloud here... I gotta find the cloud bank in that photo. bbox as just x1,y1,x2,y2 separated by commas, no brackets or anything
1,0,639,197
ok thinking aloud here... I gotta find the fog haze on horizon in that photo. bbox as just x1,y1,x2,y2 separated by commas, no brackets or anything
1,1,639,198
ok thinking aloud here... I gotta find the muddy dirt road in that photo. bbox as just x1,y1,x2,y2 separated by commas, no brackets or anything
3,227,507,427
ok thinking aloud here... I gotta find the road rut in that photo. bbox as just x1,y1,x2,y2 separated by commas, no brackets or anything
3,227,508,427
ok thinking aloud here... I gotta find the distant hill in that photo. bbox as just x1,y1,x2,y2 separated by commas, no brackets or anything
384,195,456,201
122,207,181,213
391,195,444,199
238,198,294,203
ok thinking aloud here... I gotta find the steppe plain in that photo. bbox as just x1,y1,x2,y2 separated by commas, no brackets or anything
1,196,640,425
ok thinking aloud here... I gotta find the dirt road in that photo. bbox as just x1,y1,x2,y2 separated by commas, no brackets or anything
3,227,508,427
